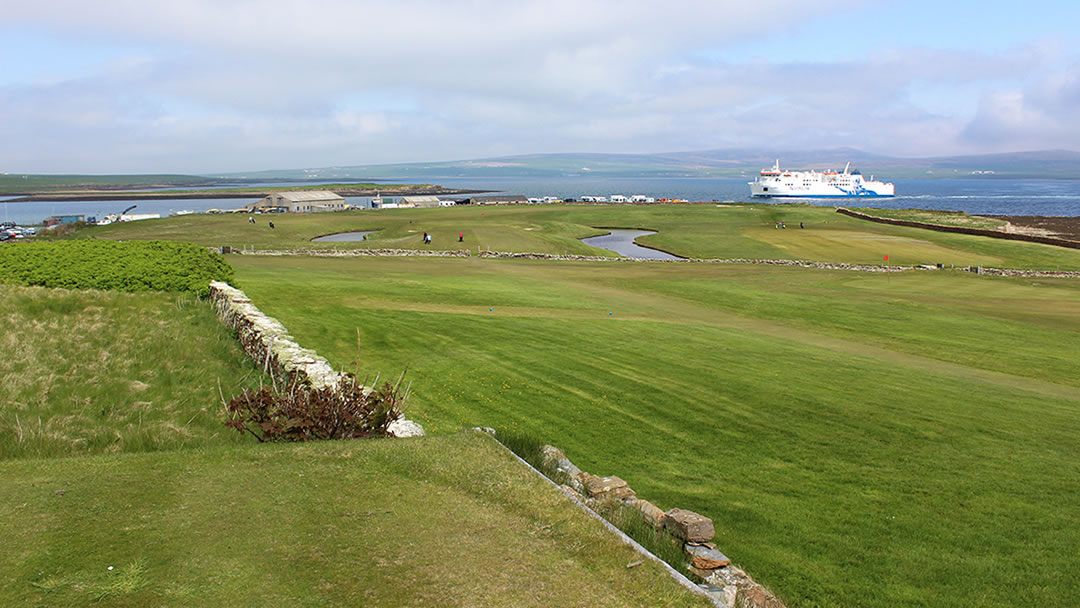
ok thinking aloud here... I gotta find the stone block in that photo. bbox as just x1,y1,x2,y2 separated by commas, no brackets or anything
630,499,667,528
541,444,583,478
737,585,786,608
386,418,424,438
685,543,731,569
583,475,636,501
664,508,715,542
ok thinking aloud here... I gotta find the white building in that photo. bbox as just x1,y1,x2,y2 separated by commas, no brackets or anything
251,191,346,213
399,195,443,208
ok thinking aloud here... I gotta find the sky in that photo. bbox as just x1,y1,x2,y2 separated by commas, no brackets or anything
1,0,1079,174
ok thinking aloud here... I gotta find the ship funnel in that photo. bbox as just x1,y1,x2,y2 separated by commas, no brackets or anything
844,162,850,175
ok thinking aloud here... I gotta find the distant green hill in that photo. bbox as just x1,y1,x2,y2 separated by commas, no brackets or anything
0,173,216,194
211,148,1080,180
7,149,1079,189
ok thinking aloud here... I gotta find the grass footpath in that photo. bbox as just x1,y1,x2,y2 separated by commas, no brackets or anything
0,434,708,607
231,254,1080,608
0,286,264,459
82,203,1080,270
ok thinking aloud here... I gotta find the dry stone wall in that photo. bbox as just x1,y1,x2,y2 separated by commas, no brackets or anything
223,247,1078,277
479,250,914,272
235,248,471,258
539,444,786,608
208,281,423,438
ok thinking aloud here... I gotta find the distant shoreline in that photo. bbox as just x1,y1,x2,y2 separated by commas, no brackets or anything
3,187,489,203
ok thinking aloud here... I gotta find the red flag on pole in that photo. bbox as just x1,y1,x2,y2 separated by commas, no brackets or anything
884,255,889,261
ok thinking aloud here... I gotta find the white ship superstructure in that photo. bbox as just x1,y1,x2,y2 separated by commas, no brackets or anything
749,161,895,198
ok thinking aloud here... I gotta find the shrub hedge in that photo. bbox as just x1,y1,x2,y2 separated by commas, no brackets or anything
0,240,233,295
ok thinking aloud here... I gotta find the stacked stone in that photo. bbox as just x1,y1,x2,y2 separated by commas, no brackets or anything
208,281,424,439
223,246,1020,276
665,508,731,573
242,248,471,258
474,250,916,273
537,444,786,608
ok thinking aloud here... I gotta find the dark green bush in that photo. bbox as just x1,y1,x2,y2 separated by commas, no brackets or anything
0,240,233,296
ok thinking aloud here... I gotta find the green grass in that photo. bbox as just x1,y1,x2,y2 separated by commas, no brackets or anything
81,203,1080,269
229,254,1080,608
0,286,267,460
0,434,709,608
593,501,689,574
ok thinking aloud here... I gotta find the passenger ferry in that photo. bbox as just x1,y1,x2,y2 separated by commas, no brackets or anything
749,160,895,198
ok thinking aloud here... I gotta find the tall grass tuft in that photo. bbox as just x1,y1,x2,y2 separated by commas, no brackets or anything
0,286,268,460
492,426,569,484
592,501,689,573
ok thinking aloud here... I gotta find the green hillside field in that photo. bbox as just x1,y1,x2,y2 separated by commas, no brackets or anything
229,253,1080,608
0,285,707,607
81,203,1080,270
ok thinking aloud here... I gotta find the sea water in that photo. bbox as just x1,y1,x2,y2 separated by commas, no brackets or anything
426,176,1080,217
4,176,1080,225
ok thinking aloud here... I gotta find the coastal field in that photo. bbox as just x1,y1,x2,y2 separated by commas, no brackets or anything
230,253,1080,608
84,203,1080,270
9,204,1080,606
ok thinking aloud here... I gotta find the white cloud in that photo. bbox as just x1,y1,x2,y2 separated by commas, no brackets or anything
1,1,1078,171
961,61,1080,150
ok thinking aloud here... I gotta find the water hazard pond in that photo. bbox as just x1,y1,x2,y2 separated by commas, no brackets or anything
311,231,375,242
581,229,682,260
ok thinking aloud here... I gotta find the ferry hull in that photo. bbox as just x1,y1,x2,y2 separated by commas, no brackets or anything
748,161,895,198
748,191,895,198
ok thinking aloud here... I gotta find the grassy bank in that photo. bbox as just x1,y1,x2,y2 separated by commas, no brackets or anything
847,207,1009,230
230,254,1080,607
83,203,1080,269
0,433,707,607
0,286,265,460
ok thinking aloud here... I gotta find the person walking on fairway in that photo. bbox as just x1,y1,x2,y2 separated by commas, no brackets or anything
422,231,428,243
459,231,463,242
